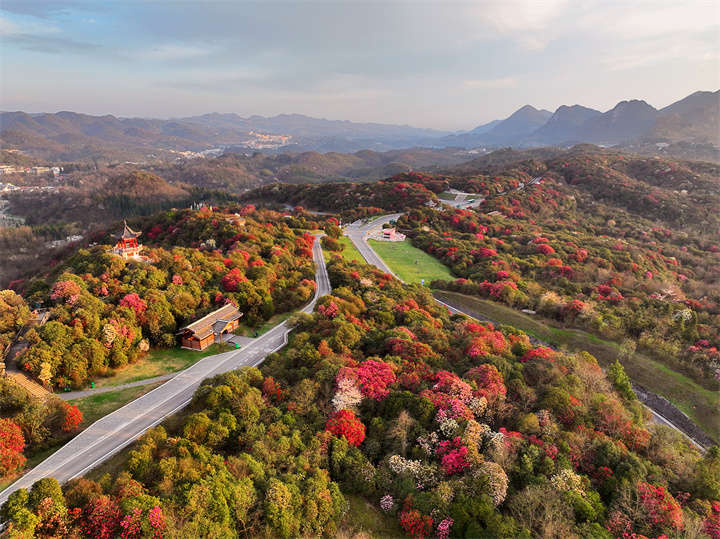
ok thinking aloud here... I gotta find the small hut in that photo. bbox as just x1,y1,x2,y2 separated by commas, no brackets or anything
177,303,243,351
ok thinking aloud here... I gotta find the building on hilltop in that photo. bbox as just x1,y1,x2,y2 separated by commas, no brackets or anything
225,214,246,227
108,221,144,260
177,303,243,351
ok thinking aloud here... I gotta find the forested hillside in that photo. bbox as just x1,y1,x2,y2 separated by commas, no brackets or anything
13,205,323,391
248,153,719,385
3,255,719,538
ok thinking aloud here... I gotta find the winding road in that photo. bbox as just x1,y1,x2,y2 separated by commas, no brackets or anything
343,214,403,278
0,238,330,506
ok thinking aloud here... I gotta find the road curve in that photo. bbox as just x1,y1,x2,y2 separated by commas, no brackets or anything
344,214,403,278
0,238,330,507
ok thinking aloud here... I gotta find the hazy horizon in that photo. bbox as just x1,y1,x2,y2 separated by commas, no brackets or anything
2,1,717,131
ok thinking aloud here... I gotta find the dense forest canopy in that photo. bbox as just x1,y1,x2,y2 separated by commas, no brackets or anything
3,255,719,538
1,147,719,539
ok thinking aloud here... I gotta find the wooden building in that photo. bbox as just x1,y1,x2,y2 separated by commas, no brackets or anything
177,303,243,351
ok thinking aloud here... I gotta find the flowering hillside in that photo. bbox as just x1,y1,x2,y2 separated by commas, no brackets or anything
13,206,323,390
4,255,718,538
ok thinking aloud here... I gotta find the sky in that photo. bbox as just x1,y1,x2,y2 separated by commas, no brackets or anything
1,1,718,131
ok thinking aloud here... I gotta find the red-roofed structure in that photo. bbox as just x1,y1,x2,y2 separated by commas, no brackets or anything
108,221,144,260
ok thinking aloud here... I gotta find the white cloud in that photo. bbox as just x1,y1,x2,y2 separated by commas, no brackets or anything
463,1,571,49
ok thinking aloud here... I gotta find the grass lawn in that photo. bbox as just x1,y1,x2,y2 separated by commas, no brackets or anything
234,312,295,337
68,383,164,428
338,236,365,263
369,238,454,286
437,191,459,200
340,493,405,538
436,290,720,443
323,236,365,264
94,346,218,388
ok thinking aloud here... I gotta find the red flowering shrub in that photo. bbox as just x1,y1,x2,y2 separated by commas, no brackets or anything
318,301,340,319
339,359,396,401
399,509,433,539
436,437,470,476
119,293,147,318
465,364,506,406
221,268,247,292
51,280,82,306
82,495,122,539
636,481,683,531
520,346,556,362
536,244,555,255
465,329,509,358
706,501,720,539
325,410,365,446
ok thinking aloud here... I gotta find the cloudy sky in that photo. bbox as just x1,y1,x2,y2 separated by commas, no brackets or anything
1,1,717,131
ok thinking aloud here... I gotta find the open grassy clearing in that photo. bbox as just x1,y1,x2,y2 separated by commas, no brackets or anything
369,238,454,286
323,236,365,264
340,493,405,538
68,383,164,428
437,191,459,200
93,346,217,388
436,290,720,442
234,311,295,337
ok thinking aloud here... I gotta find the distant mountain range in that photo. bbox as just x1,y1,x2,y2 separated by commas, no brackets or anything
0,90,716,162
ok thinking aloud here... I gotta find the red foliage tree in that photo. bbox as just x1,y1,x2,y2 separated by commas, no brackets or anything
325,409,365,447
262,376,288,404
0,418,27,476
61,403,83,431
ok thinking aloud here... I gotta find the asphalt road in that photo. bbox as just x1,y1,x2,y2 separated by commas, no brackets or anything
0,238,330,506
344,214,403,278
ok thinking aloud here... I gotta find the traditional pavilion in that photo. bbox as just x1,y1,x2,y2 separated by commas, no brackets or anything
108,221,144,260
177,303,243,351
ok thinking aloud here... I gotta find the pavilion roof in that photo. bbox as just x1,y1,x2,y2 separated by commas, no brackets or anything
113,221,142,240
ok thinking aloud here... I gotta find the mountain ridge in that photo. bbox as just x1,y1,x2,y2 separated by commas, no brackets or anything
1,90,717,162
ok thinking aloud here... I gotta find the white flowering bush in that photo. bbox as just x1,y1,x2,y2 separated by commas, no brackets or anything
550,468,585,497
439,418,459,438
472,461,509,506
332,376,363,412
388,455,437,487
